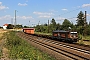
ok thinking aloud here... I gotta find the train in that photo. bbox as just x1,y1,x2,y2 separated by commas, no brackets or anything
23,28,79,43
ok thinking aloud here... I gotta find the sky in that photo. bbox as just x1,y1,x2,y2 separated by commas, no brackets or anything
0,0,90,27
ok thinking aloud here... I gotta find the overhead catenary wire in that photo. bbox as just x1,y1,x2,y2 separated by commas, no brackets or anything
48,6,88,25
59,7,83,16
54,6,85,20
56,7,88,23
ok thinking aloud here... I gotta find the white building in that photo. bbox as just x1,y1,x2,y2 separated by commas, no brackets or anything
3,24,8,29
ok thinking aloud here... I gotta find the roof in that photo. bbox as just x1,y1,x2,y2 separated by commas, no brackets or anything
53,30,69,33
3,24,9,26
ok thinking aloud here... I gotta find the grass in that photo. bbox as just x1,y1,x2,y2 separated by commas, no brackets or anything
82,36,90,41
0,30,4,58
0,45,2,58
35,32,52,35
78,34,90,40
3,31,55,60
78,35,90,45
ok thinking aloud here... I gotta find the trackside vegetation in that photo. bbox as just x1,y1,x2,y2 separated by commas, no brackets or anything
4,31,55,60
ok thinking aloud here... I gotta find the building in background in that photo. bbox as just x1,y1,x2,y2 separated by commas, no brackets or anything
3,24,9,29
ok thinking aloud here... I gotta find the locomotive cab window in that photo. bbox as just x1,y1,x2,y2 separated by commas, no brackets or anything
70,32,78,37
70,32,77,35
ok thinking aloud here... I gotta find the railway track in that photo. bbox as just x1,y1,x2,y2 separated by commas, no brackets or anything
17,32,90,60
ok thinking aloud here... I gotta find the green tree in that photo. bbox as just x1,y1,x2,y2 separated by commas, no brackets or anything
76,11,84,26
35,25,41,32
35,24,48,33
44,23,48,26
56,23,61,30
23,26,29,28
51,18,56,26
49,18,57,32
61,19,72,30
0,26,2,28
7,24,14,29
16,24,23,28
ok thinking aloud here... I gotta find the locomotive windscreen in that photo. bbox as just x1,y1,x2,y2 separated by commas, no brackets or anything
70,32,78,38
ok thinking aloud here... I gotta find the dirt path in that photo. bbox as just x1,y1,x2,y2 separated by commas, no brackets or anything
0,29,9,60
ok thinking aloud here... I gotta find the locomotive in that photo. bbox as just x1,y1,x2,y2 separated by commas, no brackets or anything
52,30,78,42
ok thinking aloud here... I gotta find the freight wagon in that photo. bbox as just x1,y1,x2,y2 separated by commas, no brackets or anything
23,28,35,34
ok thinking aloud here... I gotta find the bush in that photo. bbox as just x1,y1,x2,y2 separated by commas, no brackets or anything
83,27,90,35
5,31,21,47
4,31,55,60
7,24,14,29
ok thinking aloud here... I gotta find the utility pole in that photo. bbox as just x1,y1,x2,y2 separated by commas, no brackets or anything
29,20,30,27
84,11,87,27
82,11,87,36
15,10,17,27
38,21,40,25
38,21,40,32
48,20,49,33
